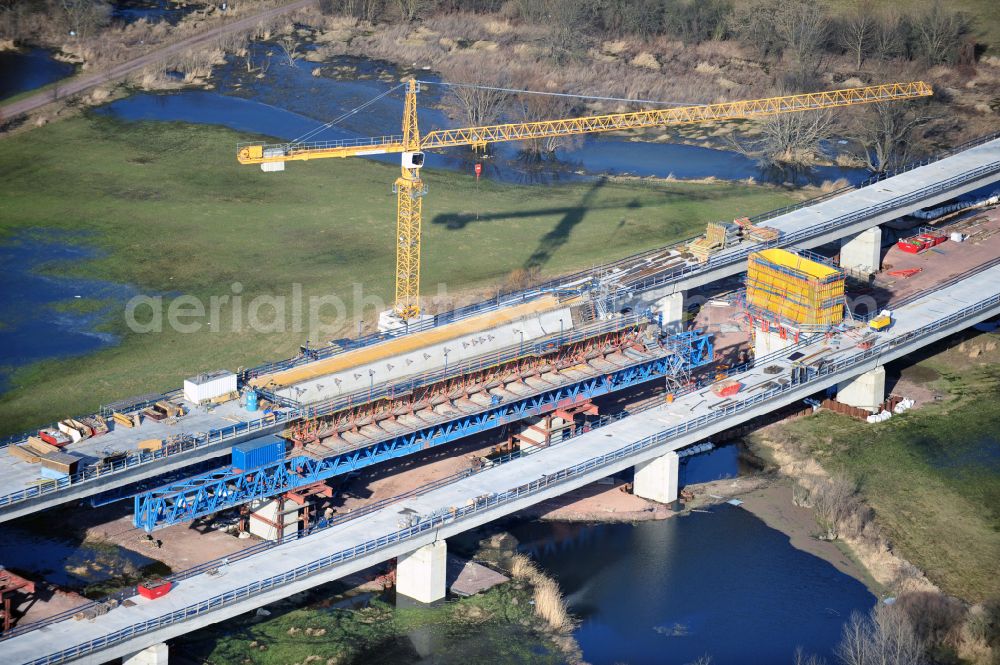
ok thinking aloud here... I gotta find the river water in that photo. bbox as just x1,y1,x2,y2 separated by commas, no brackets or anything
92,42,868,186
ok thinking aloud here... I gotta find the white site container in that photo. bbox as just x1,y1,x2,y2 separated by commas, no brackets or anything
184,370,237,404
57,421,83,443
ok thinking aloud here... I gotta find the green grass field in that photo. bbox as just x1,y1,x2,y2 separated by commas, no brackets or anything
0,114,798,435
755,333,1000,603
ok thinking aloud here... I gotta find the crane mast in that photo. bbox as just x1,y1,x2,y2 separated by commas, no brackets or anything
237,80,933,323
395,79,425,321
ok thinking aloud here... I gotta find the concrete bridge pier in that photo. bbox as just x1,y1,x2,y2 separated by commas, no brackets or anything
837,366,886,412
654,291,686,334
839,227,882,274
751,327,799,357
632,450,679,504
124,643,169,665
396,540,447,604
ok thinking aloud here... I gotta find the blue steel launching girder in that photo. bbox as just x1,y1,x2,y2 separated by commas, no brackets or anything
133,332,713,531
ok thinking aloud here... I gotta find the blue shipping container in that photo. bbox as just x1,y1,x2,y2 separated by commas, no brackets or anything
232,436,285,470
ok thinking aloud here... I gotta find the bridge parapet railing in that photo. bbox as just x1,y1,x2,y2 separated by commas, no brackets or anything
15,289,1000,664
3,132,997,452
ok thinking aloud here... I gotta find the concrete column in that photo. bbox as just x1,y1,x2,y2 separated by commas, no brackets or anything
248,498,299,540
633,450,679,504
654,291,685,334
124,643,168,665
839,227,882,274
396,540,446,603
752,328,798,357
837,366,886,412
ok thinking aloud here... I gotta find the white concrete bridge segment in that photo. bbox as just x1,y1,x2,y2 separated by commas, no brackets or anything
6,263,999,665
0,408,287,524
3,139,997,525
277,306,575,405
627,138,1000,301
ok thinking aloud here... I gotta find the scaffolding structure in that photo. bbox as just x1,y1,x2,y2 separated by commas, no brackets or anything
746,249,845,331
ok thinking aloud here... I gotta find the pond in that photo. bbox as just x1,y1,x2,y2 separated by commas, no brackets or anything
0,232,136,395
0,48,75,102
111,0,201,25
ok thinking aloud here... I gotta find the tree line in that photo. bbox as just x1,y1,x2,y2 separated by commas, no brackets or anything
321,0,975,77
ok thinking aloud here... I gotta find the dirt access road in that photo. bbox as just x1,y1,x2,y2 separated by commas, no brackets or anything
0,0,315,120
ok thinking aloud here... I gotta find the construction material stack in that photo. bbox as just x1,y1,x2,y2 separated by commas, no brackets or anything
746,249,846,331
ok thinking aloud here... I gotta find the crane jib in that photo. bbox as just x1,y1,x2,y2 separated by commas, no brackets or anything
234,80,932,320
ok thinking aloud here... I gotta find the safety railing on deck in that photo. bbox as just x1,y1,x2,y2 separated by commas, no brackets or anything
3,132,997,453
12,288,1000,662
0,314,654,510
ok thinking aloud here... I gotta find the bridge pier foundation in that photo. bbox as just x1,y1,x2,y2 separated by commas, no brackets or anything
840,227,882,274
654,291,685,334
124,642,168,665
632,450,679,504
396,540,447,604
837,366,886,412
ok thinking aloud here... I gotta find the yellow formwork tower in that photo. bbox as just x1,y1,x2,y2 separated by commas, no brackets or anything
746,249,845,329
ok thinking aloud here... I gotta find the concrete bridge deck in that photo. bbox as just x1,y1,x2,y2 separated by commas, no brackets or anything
6,261,999,665
604,136,1000,297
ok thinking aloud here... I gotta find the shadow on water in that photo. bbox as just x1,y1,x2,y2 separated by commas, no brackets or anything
510,507,875,665
0,48,75,101
111,0,200,25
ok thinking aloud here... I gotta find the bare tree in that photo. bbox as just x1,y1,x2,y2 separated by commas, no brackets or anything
277,34,298,66
838,0,876,70
850,101,930,174
732,109,834,169
511,82,581,158
870,8,906,63
794,647,826,665
57,0,111,40
912,1,969,65
446,63,511,137
839,604,926,665
727,0,786,58
776,0,830,87
543,0,592,64
394,0,423,22
729,0,827,87
811,473,859,540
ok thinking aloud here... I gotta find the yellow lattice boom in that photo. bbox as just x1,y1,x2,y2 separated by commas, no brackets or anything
236,80,931,320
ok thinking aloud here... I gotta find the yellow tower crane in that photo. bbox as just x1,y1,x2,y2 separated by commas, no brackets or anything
237,80,932,322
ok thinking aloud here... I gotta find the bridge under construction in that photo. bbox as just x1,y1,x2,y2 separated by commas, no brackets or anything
0,121,998,665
